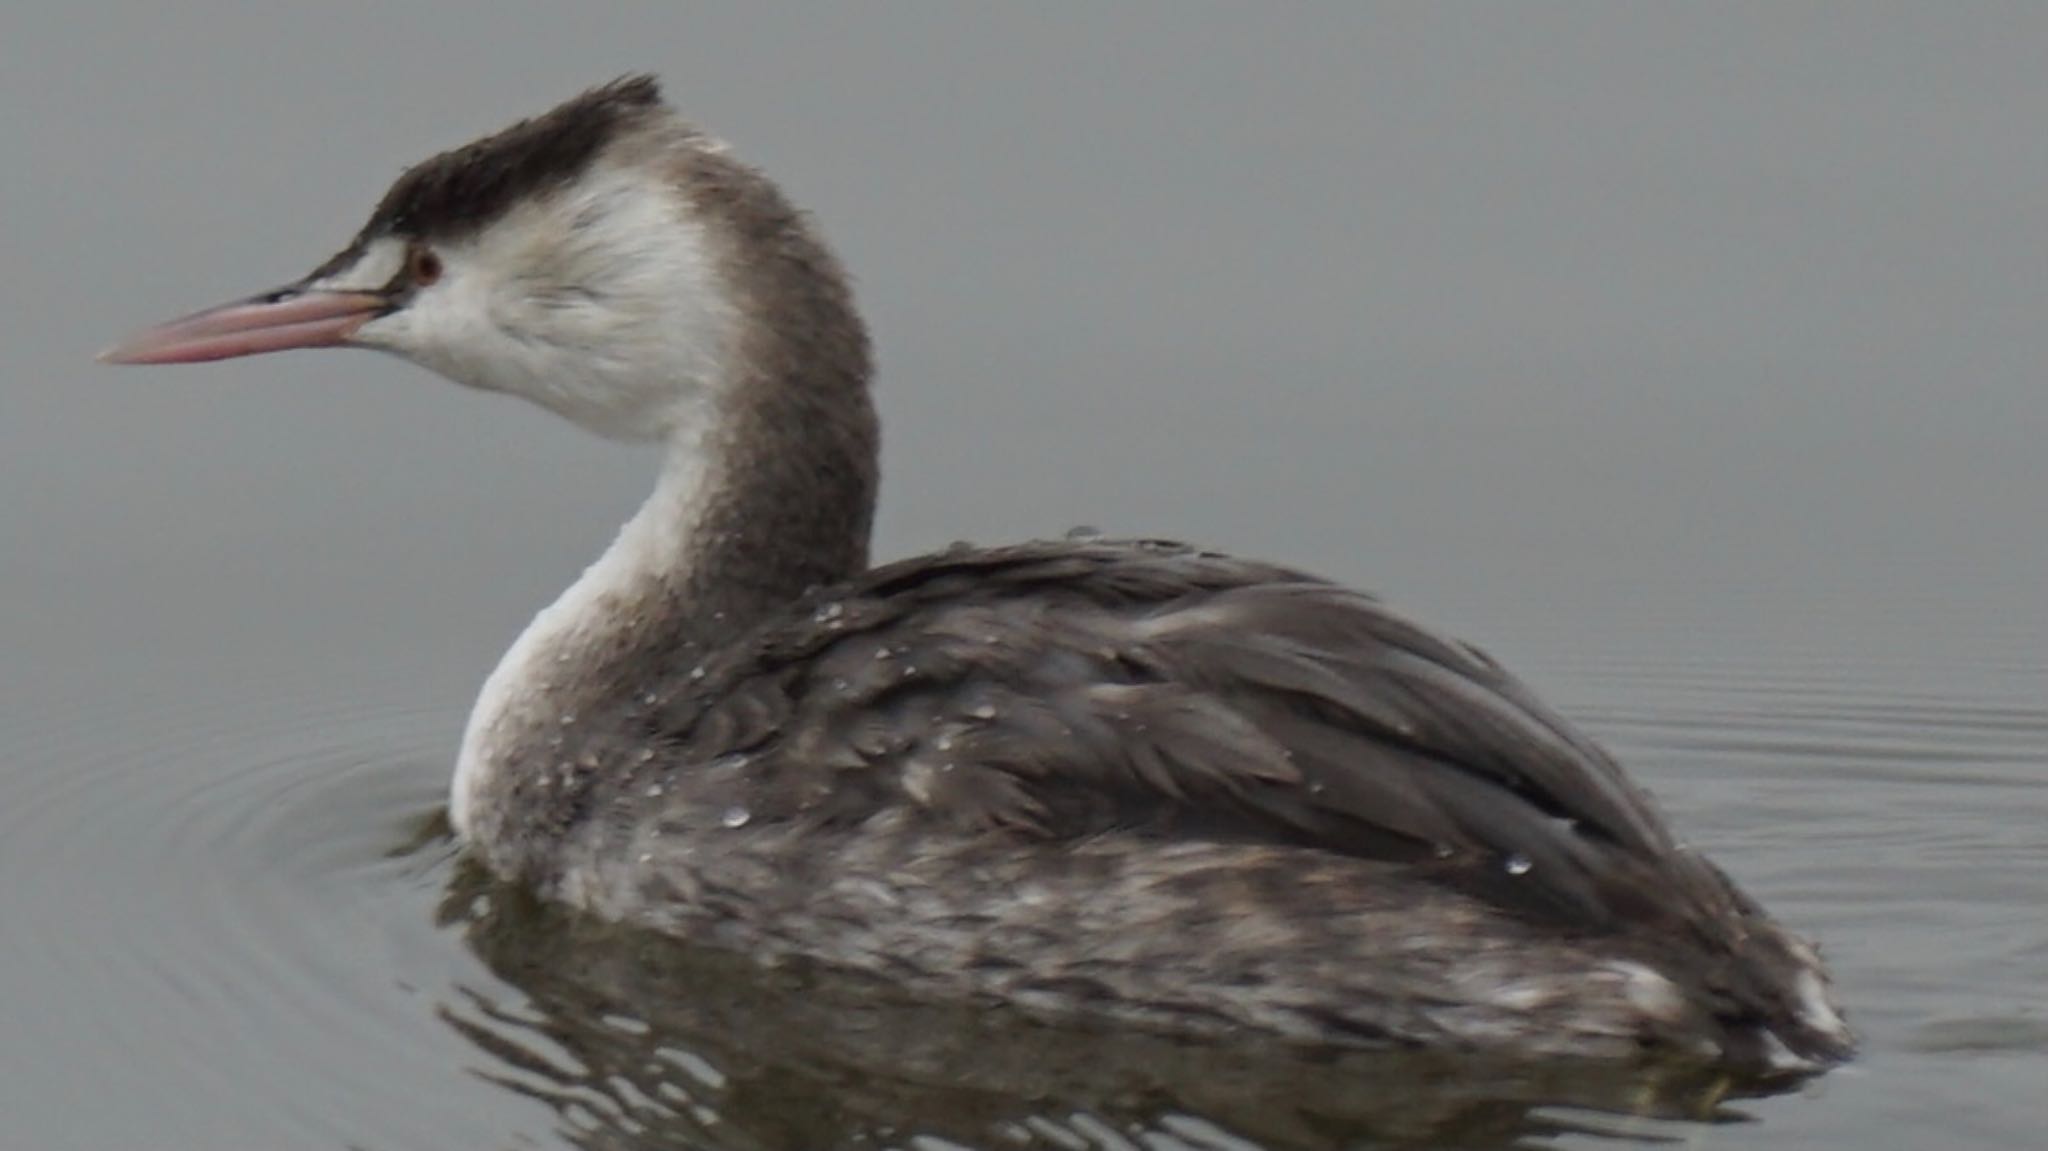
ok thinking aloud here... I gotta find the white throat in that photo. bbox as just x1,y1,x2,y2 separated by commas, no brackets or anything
450,434,718,839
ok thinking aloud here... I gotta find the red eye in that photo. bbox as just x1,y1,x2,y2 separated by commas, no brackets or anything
409,246,443,286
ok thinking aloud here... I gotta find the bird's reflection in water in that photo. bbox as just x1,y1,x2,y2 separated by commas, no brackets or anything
428,858,1818,1151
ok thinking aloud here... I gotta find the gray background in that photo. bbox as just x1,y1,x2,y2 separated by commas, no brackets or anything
2,4,2043,1148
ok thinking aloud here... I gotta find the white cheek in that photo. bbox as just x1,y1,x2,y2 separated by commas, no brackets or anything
395,270,516,387
353,269,490,378
345,161,737,443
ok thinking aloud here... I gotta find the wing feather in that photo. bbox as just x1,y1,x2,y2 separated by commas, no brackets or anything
637,539,1691,930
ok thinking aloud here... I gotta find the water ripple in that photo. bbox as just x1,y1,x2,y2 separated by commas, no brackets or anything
0,676,523,1147
4,644,2042,1148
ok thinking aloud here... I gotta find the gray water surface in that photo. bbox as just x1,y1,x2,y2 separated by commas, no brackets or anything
4,5,2045,1148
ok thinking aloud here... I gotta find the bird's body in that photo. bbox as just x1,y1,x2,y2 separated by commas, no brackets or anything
104,77,1851,1070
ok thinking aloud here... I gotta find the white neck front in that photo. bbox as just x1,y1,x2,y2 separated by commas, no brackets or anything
436,141,880,849
450,433,718,839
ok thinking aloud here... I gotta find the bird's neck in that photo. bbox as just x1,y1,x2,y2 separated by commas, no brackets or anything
451,385,878,845
449,139,879,850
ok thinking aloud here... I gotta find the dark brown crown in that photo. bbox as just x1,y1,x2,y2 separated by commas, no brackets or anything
363,75,665,241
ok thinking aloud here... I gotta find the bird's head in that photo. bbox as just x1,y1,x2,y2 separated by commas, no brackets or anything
101,76,814,444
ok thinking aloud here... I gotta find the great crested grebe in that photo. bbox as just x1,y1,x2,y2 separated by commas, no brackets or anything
103,77,1851,1069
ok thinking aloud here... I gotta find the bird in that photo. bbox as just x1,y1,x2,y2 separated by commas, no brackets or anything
102,76,1851,1071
